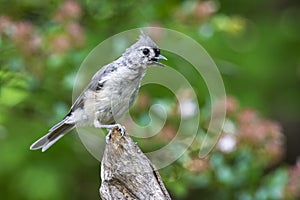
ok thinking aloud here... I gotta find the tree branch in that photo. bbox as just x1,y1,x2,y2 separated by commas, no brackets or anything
99,128,171,200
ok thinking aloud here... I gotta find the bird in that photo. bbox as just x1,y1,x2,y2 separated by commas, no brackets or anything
30,31,167,152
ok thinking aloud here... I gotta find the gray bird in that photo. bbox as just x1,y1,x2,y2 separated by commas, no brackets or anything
30,32,167,152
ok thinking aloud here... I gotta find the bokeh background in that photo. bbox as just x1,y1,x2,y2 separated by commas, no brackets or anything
1,0,300,199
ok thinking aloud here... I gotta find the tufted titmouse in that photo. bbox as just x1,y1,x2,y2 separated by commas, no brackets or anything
30,32,167,152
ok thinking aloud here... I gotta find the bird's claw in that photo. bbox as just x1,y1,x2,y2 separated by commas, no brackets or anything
105,130,112,144
115,124,126,136
102,124,126,144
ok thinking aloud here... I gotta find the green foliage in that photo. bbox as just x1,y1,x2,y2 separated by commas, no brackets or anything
1,0,300,199
155,99,295,199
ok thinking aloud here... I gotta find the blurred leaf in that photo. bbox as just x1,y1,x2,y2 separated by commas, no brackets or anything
0,86,28,106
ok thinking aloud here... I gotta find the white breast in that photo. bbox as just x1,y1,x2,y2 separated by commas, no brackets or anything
82,66,145,126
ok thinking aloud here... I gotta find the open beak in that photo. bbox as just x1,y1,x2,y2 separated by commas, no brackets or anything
152,54,168,67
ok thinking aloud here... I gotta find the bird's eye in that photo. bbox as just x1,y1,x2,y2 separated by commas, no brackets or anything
142,48,150,55
154,48,160,56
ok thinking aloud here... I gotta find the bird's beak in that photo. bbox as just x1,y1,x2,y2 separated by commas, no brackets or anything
152,54,168,67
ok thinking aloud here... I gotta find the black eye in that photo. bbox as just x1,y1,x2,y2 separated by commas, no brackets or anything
142,48,150,55
154,48,160,56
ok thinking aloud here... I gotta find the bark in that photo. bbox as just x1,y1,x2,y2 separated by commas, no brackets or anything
99,128,171,200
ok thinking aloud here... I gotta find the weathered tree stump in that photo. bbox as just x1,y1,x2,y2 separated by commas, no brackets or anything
99,128,171,200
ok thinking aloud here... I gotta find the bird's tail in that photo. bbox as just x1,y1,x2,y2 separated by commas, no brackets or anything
30,121,75,152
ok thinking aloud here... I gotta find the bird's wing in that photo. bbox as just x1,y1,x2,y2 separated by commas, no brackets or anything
48,65,109,132
65,63,117,116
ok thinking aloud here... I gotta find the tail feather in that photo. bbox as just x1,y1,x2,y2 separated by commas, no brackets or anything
30,122,75,152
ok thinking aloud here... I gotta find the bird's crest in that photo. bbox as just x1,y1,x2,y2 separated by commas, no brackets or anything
126,30,159,51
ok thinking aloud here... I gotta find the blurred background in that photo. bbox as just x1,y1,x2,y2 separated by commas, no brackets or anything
0,0,300,199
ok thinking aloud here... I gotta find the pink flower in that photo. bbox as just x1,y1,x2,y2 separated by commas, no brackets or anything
11,21,33,42
158,125,177,142
54,0,82,23
51,34,71,53
66,22,85,47
211,96,238,117
236,108,285,164
285,159,300,198
238,109,258,124
0,15,13,35
193,1,218,20
8,21,41,54
225,96,239,114
184,157,210,173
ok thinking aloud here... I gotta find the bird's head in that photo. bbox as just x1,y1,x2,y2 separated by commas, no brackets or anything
123,32,167,68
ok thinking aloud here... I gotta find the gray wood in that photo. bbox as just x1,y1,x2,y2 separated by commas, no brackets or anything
100,128,171,200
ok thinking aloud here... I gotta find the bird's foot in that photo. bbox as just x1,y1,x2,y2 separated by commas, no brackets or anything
114,124,126,136
94,123,126,143
106,130,112,144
